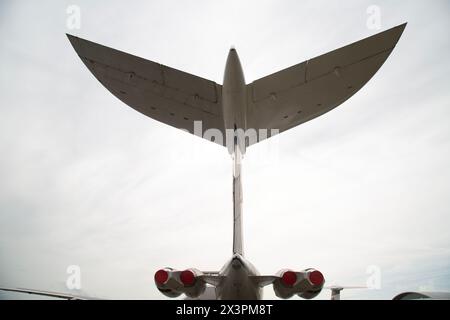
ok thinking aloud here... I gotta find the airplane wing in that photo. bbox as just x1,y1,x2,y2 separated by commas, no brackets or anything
324,285,367,300
246,23,406,145
0,287,99,300
67,34,225,146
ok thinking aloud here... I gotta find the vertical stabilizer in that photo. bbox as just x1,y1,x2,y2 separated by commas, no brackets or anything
232,146,244,255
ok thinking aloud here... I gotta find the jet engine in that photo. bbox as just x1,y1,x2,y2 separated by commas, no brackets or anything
273,268,324,299
154,267,207,298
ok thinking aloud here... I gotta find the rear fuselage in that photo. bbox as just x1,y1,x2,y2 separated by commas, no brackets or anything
216,254,262,300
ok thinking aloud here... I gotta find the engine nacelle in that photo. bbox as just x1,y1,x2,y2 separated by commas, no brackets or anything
273,268,324,299
154,268,181,298
154,267,206,298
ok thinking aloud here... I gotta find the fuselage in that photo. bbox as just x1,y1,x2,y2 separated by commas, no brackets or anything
216,254,262,300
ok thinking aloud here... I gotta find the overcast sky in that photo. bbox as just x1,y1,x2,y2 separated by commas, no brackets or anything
0,0,449,300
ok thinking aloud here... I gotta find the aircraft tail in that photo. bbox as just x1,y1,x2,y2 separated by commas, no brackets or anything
232,146,244,255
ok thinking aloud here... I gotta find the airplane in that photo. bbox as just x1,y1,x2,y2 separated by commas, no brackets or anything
324,286,367,300
1,23,407,300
